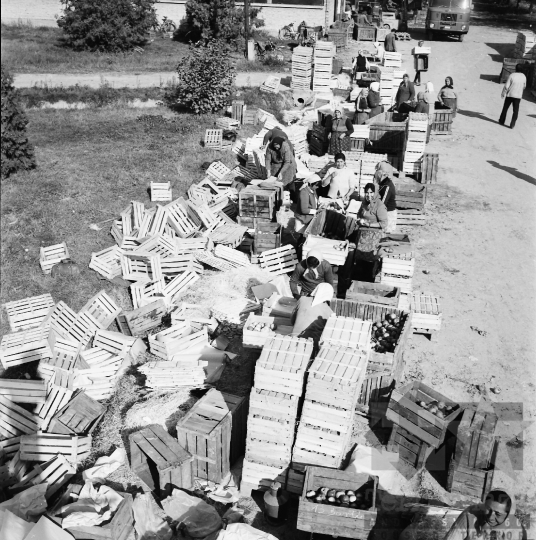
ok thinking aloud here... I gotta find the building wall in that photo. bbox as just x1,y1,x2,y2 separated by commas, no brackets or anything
1,0,327,34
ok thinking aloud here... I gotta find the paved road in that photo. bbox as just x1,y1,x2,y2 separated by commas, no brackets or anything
13,71,289,89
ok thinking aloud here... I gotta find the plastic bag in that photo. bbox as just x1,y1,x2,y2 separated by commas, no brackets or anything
132,494,172,540
216,523,278,540
161,489,222,538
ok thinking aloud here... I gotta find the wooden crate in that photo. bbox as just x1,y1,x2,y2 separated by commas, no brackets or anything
0,326,52,369
249,389,299,423
246,436,292,469
36,378,74,431
446,459,494,501
382,256,415,278
358,366,397,414
320,315,372,352
302,235,349,266
214,245,251,268
231,100,246,124
386,423,433,471
380,272,413,293
163,270,200,304
259,245,298,275
48,390,106,436
0,379,47,404
365,113,407,153
3,293,55,332
176,389,248,483
20,433,91,464
253,222,281,255
130,424,193,497
121,252,162,282
208,222,247,248
204,128,223,149
167,200,200,238
239,188,277,219
240,459,288,496
297,467,378,538
242,313,282,349
411,293,442,338
89,245,124,280
93,329,146,359
357,26,376,41
432,104,454,134
55,484,134,540
124,298,168,336
151,181,172,202
421,153,439,184
0,395,40,439
80,290,121,330
138,360,206,390
346,281,400,307
453,408,498,470
331,299,411,372
386,381,462,448
396,186,427,211
10,454,75,498
40,242,70,274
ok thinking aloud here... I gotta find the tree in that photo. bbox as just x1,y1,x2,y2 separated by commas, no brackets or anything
1,64,36,180
164,40,235,114
57,0,158,52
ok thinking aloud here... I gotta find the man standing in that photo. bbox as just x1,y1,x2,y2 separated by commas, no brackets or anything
499,64,526,129
384,28,397,52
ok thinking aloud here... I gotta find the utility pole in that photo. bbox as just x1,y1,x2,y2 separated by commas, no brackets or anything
244,0,250,59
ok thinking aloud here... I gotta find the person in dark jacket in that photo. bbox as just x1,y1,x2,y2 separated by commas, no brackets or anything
325,107,354,154
354,87,371,124
395,74,415,112
353,49,368,79
384,28,397,52
294,174,320,234
290,250,334,299
262,126,288,147
378,172,397,232
265,137,297,188
367,82,382,118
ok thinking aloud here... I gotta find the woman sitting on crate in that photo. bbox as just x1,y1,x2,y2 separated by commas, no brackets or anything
354,87,372,124
437,76,458,118
368,82,382,119
324,107,354,154
289,249,334,300
321,152,357,201
265,137,297,196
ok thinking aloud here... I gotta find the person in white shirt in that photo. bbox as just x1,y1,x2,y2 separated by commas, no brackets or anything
321,152,357,200
499,64,527,129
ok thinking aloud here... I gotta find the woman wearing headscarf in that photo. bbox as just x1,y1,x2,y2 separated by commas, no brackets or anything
355,183,388,230
322,152,357,200
324,107,354,155
294,174,320,234
289,249,334,300
414,91,429,114
367,82,382,118
265,137,297,190
354,87,371,124
443,488,527,540
437,76,458,118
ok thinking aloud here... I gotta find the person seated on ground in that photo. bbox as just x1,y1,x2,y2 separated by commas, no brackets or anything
354,87,371,124
378,171,397,233
395,73,416,113
353,183,388,230
290,283,334,348
442,488,527,540
265,136,297,194
368,82,382,119
321,152,357,201
290,249,334,300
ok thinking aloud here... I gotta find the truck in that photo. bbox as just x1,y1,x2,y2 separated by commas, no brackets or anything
425,0,473,41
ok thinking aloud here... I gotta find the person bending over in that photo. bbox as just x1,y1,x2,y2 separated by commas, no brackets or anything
289,249,334,300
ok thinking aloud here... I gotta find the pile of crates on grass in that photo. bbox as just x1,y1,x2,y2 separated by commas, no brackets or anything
292,46,313,90
313,41,336,93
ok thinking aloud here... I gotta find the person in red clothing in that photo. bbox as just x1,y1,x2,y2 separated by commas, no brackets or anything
378,172,397,232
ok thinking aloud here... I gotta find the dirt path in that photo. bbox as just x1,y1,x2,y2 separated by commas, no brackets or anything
13,71,288,89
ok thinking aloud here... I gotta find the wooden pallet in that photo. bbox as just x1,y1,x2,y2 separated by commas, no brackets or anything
0,379,47,404
3,293,55,332
163,270,200,305
0,395,40,440
130,424,193,497
177,389,248,483
386,381,462,449
0,326,52,369
10,454,75,498
150,181,172,202
259,245,298,275
320,315,372,352
40,242,70,274
124,298,168,336
297,467,378,538
446,459,494,501
20,433,91,464
89,245,124,280
48,390,106,436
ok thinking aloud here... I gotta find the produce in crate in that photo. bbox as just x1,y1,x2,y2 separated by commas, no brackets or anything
416,399,458,419
246,321,277,332
305,481,375,509
370,313,402,353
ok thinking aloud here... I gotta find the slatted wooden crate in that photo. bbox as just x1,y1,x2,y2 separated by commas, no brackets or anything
36,372,74,430
255,336,313,396
0,435,21,457
358,366,396,414
0,379,47,404
331,299,412,371
130,424,193,497
249,389,299,423
160,254,203,278
346,281,400,307
196,250,238,272
20,433,91,463
297,467,378,539
177,389,248,483
293,421,350,467
243,313,291,349
239,188,277,220
3,293,55,332
259,245,298,275
205,128,224,149
166,200,200,238
246,431,292,469
386,423,433,472
453,408,498,470
253,222,281,255
93,329,146,359
386,381,462,449
40,242,70,274
260,76,281,94
163,270,200,305
151,181,172,202
382,256,415,278
285,463,306,494
231,100,246,123
396,186,427,211
421,152,439,184
320,315,372,353
149,323,199,359
302,235,349,266
0,395,40,440
0,326,52,369
89,245,124,280
10,454,75,498
136,234,177,259
138,360,206,389
208,222,247,249
446,459,494,501
240,459,288,496
79,290,121,330
121,252,162,282
380,272,413,293
48,390,106,436
124,298,168,336
411,293,442,339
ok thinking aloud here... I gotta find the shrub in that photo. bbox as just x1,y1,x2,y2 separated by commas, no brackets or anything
1,64,36,180
164,40,235,115
57,0,158,52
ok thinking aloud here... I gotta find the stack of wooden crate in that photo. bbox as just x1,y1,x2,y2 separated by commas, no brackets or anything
292,46,313,91
237,186,278,229
313,42,335,93
309,122,327,156
514,31,536,60
379,67,395,106
383,52,402,69
500,57,535,83
380,252,415,293
292,345,368,472
403,113,428,176
285,124,309,158
241,335,313,496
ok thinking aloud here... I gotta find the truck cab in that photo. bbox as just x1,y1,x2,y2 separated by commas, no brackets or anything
426,0,473,41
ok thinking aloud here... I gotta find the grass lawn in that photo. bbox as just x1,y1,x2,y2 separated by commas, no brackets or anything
1,22,292,75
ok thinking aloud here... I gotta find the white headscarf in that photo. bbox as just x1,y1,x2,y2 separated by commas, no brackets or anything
312,283,334,306
370,82,380,92
425,81,434,93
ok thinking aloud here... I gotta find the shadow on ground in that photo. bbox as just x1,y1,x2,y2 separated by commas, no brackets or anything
488,160,536,186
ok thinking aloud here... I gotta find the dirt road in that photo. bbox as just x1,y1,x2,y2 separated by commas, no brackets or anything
394,24,536,510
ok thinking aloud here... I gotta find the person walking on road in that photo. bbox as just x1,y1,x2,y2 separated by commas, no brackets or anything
499,64,526,129
384,28,397,52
